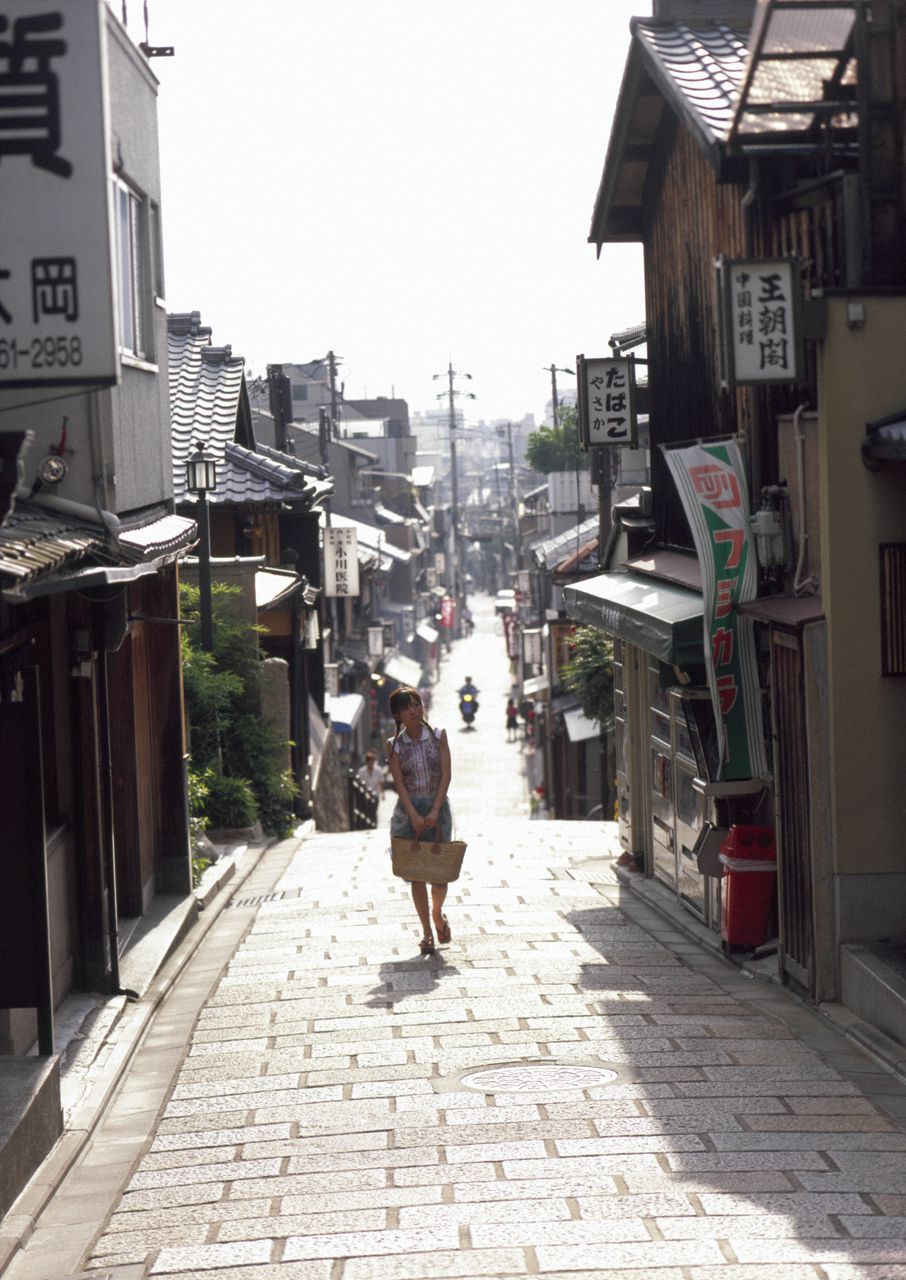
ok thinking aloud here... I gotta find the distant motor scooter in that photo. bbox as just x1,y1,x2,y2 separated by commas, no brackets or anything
459,690,479,729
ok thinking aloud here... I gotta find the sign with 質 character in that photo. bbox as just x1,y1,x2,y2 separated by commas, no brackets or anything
0,0,118,387
576,354,637,448
716,256,802,387
664,439,767,782
323,526,359,597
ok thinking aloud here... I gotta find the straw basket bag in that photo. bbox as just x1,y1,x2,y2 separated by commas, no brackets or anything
391,836,467,884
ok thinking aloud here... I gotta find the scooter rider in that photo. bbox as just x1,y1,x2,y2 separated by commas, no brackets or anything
458,676,479,726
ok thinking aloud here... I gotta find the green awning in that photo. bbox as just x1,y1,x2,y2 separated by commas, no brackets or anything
562,572,704,665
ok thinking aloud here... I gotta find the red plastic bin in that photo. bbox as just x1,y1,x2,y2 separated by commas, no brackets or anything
719,825,776,949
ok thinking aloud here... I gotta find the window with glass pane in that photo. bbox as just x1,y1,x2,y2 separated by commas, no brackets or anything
115,181,147,358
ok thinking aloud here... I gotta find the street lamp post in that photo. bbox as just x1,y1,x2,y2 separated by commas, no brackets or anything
185,440,218,652
545,363,575,429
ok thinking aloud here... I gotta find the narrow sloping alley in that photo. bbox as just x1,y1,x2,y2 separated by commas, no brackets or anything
8,598,906,1280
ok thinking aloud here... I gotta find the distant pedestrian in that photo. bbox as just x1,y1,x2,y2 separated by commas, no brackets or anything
505,697,519,742
356,750,384,797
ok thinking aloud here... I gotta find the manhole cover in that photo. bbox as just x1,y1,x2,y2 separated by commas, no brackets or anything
460,1064,618,1092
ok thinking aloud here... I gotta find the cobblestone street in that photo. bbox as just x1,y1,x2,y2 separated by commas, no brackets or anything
8,602,906,1280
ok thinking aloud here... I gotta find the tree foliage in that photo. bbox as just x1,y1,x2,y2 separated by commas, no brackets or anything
180,581,297,838
525,405,589,474
561,625,615,730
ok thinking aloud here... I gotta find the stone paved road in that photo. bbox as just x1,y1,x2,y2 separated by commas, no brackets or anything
14,595,906,1280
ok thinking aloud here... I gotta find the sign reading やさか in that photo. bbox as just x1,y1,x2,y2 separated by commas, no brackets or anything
0,1,118,386
664,440,767,783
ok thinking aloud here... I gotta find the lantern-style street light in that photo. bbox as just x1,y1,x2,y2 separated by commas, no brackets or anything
185,440,218,651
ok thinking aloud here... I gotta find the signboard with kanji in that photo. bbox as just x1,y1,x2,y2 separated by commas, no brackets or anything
716,256,802,387
323,526,359,597
440,595,455,629
367,625,384,657
522,628,542,667
664,440,767,782
0,1,118,387
576,354,637,448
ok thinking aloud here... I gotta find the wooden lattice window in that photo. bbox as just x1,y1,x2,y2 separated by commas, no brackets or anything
880,543,906,676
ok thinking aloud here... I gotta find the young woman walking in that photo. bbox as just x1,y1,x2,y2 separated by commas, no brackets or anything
386,685,453,955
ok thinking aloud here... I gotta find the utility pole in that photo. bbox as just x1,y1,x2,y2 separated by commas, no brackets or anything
433,363,475,609
327,351,339,440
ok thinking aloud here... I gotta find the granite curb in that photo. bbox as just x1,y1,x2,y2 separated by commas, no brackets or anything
0,824,313,1278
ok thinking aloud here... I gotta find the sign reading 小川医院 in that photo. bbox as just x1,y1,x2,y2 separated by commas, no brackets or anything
323,526,359,597
0,1,118,387
663,439,767,783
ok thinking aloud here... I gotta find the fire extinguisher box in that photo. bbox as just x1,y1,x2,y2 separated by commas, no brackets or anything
719,825,777,949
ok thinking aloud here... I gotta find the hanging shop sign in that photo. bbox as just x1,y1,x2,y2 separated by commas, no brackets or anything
663,439,768,782
300,608,320,649
324,663,339,697
367,625,384,657
434,552,445,575
576,354,637,448
440,595,455,629
715,255,802,388
522,628,543,667
323,526,359,597
0,0,118,387
502,610,520,661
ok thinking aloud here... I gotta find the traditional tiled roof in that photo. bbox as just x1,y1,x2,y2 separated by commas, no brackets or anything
530,516,600,570
635,19,748,150
590,18,750,244
0,502,197,596
0,504,106,584
117,512,198,561
168,314,333,511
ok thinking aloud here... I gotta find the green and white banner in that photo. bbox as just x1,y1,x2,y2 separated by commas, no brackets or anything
664,440,767,782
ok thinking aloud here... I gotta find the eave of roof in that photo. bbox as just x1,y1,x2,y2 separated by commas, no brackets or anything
590,19,750,248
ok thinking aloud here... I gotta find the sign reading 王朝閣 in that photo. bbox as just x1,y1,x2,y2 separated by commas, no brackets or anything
0,1,118,387
716,256,801,388
663,440,767,783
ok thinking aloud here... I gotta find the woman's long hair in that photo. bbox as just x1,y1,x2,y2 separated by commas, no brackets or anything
388,686,433,750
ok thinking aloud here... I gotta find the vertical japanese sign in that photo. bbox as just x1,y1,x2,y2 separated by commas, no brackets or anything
0,1,118,386
323,526,359,597
522,628,542,667
502,610,519,661
664,440,767,782
716,256,801,387
576,355,636,448
367,625,384,657
440,595,455,629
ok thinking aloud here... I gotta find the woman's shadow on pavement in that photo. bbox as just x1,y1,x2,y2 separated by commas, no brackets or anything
364,954,462,1007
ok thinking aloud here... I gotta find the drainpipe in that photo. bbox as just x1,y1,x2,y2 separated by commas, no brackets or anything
16,489,121,539
741,159,764,499
791,401,819,596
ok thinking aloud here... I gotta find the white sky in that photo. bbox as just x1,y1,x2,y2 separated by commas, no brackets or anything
144,0,646,426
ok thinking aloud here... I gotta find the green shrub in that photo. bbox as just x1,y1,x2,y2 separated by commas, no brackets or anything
255,768,299,839
203,772,259,830
180,582,297,835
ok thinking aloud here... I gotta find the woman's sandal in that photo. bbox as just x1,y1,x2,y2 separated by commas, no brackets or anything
436,916,452,945
419,936,435,955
